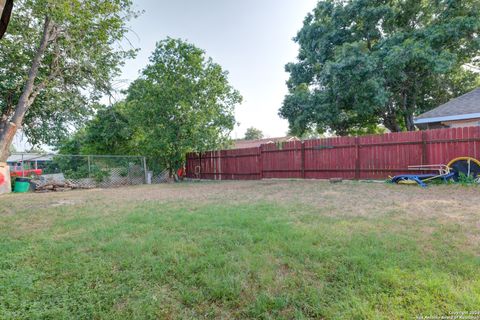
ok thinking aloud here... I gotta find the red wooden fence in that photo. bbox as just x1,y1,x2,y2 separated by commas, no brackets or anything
186,127,480,180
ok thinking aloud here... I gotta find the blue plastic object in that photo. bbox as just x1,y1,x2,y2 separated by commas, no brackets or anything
391,173,455,188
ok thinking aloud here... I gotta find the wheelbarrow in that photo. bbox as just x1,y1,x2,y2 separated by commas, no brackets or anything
390,157,480,187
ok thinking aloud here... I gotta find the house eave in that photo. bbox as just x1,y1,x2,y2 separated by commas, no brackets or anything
414,113,480,125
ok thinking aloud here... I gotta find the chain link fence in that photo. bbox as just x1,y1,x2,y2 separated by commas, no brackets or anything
8,153,169,190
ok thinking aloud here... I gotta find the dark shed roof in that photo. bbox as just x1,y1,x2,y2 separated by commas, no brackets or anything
414,88,480,124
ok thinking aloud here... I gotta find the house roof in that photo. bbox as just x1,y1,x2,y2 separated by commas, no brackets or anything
414,88,480,124
233,136,299,149
7,153,54,163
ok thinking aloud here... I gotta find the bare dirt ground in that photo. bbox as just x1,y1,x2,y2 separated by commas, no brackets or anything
2,180,479,227
2,179,479,263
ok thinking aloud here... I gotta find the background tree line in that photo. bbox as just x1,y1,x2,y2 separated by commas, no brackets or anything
280,0,480,136
0,0,138,162
0,1,241,174
3,0,480,170
60,38,242,174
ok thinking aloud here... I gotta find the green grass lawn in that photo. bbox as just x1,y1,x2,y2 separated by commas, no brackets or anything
0,181,479,319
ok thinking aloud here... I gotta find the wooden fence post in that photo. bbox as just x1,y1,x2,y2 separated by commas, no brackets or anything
218,150,222,181
355,137,360,180
301,141,306,179
258,147,263,180
422,131,428,165
231,153,236,180
212,151,216,180
198,152,202,179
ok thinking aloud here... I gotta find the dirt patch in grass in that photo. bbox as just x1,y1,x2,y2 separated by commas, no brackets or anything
2,180,479,223
2,181,479,265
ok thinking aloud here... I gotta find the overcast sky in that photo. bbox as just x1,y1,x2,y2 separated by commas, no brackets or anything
118,0,318,139
13,0,318,151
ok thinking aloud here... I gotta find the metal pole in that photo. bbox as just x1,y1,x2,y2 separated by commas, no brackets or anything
21,154,24,177
87,155,91,177
143,157,148,184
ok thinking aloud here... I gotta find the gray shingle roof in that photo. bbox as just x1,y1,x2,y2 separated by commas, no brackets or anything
7,153,54,163
415,88,480,122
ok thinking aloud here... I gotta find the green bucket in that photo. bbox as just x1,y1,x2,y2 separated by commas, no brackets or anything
14,178,31,193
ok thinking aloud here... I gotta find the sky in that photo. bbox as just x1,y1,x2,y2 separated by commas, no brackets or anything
117,0,318,139
13,0,318,151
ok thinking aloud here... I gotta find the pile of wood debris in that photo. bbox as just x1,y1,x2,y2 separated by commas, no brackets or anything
32,180,93,193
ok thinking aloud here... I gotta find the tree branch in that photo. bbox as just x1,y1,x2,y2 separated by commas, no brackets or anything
0,15,54,161
11,15,54,125
28,42,62,106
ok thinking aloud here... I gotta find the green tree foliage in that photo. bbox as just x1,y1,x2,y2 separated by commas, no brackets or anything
125,38,242,172
244,127,264,140
0,0,137,161
57,103,133,155
53,104,136,181
81,103,134,155
60,38,242,173
280,0,480,135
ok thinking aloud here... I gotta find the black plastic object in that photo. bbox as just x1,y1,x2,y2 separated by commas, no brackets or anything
449,159,480,181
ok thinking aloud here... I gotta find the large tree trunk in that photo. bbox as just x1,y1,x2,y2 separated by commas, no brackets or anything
383,106,402,132
0,16,52,162
404,113,415,132
0,0,13,39
401,91,416,131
